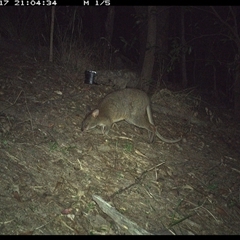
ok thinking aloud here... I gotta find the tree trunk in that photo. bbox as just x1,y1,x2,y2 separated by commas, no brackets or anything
138,6,157,92
104,7,115,69
153,6,169,92
49,6,55,62
105,7,115,44
180,6,187,88
134,6,148,72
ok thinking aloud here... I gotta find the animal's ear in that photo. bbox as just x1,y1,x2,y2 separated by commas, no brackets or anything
92,109,99,118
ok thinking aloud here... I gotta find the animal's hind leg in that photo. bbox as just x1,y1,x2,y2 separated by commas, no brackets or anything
126,114,156,143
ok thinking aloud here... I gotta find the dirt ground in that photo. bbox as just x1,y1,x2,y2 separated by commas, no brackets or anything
0,50,240,235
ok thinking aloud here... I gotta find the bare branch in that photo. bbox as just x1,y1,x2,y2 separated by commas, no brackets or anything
229,6,238,35
210,6,240,45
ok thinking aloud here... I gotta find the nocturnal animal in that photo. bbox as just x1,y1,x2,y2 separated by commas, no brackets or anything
81,88,181,143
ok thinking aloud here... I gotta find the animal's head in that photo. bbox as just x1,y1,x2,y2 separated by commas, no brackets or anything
81,109,100,131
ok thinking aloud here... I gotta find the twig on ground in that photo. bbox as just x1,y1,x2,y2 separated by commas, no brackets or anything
0,90,23,113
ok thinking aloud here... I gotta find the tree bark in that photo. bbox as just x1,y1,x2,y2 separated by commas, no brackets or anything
153,6,169,92
180,7,188,88
105,7,115,44
49,6,55,62
134,6,148,72
138,6,157,92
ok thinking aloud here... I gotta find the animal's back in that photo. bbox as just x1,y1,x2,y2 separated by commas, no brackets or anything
99,89,150,120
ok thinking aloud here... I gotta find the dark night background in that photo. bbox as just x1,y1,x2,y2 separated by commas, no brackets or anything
0,5,239,110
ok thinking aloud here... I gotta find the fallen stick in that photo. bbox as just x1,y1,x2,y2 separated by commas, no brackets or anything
92,195,151,235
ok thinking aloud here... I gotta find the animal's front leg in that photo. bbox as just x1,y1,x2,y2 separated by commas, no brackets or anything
101,125,110,135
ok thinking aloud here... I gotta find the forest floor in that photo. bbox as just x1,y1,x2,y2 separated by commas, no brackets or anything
0,50,239,235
